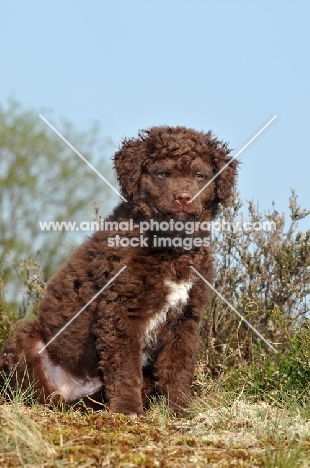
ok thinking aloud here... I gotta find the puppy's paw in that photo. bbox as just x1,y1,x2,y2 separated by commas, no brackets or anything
109,398,143,417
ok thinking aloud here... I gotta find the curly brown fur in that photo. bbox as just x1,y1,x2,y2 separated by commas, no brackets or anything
0,126,238,416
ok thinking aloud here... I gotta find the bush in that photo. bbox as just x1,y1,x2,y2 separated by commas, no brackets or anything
199,190,310,396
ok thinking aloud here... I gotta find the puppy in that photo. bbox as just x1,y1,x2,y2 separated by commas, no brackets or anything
0,126,237,416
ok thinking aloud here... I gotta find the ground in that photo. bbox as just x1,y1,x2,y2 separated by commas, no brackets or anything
1,374,310,467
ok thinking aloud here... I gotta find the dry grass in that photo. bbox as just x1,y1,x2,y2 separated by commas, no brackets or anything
1,376,310,468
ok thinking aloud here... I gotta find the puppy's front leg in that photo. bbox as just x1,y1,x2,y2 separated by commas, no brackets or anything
94,314,144,416
153,314,201,416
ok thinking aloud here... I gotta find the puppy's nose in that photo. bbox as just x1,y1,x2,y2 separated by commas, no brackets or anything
174,191,192,207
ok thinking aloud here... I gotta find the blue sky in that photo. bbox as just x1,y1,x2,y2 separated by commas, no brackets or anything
1,0,309,230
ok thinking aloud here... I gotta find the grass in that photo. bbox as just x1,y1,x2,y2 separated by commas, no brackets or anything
1,373,310,467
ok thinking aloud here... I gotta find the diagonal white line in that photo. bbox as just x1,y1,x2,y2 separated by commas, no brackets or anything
38,265,127,354
190,266,277,353
190,115,277,202
39,114,127,203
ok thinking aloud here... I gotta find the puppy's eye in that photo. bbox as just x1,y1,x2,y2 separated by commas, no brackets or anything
195,172,204,179
156,170,168,178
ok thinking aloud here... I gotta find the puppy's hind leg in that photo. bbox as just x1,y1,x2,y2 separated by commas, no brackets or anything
0,320,57,403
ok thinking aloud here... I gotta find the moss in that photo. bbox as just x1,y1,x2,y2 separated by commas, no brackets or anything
1,392,310,467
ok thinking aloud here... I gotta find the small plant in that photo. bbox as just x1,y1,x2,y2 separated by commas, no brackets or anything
0,363,36,407
13,257,46,318
0,259,18,349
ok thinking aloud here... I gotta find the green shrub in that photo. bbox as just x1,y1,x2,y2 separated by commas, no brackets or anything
199,190,310,397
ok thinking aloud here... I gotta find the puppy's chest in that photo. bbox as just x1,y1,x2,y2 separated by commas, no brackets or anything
142,280,193,366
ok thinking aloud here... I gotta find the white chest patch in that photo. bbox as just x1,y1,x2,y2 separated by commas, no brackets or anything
142,280,193,366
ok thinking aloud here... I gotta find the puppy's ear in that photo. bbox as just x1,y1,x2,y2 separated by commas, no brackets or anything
212,151,238,206
113,135,148,198
205,133,238,206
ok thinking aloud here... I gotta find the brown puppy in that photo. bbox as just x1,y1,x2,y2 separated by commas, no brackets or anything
0,126,237,416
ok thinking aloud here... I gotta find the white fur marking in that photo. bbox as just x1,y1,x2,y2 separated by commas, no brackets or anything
142,352,150,367
39,345,103,401
142,280,193,365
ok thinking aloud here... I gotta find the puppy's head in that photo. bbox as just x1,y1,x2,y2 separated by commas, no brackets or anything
113,126,238,220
